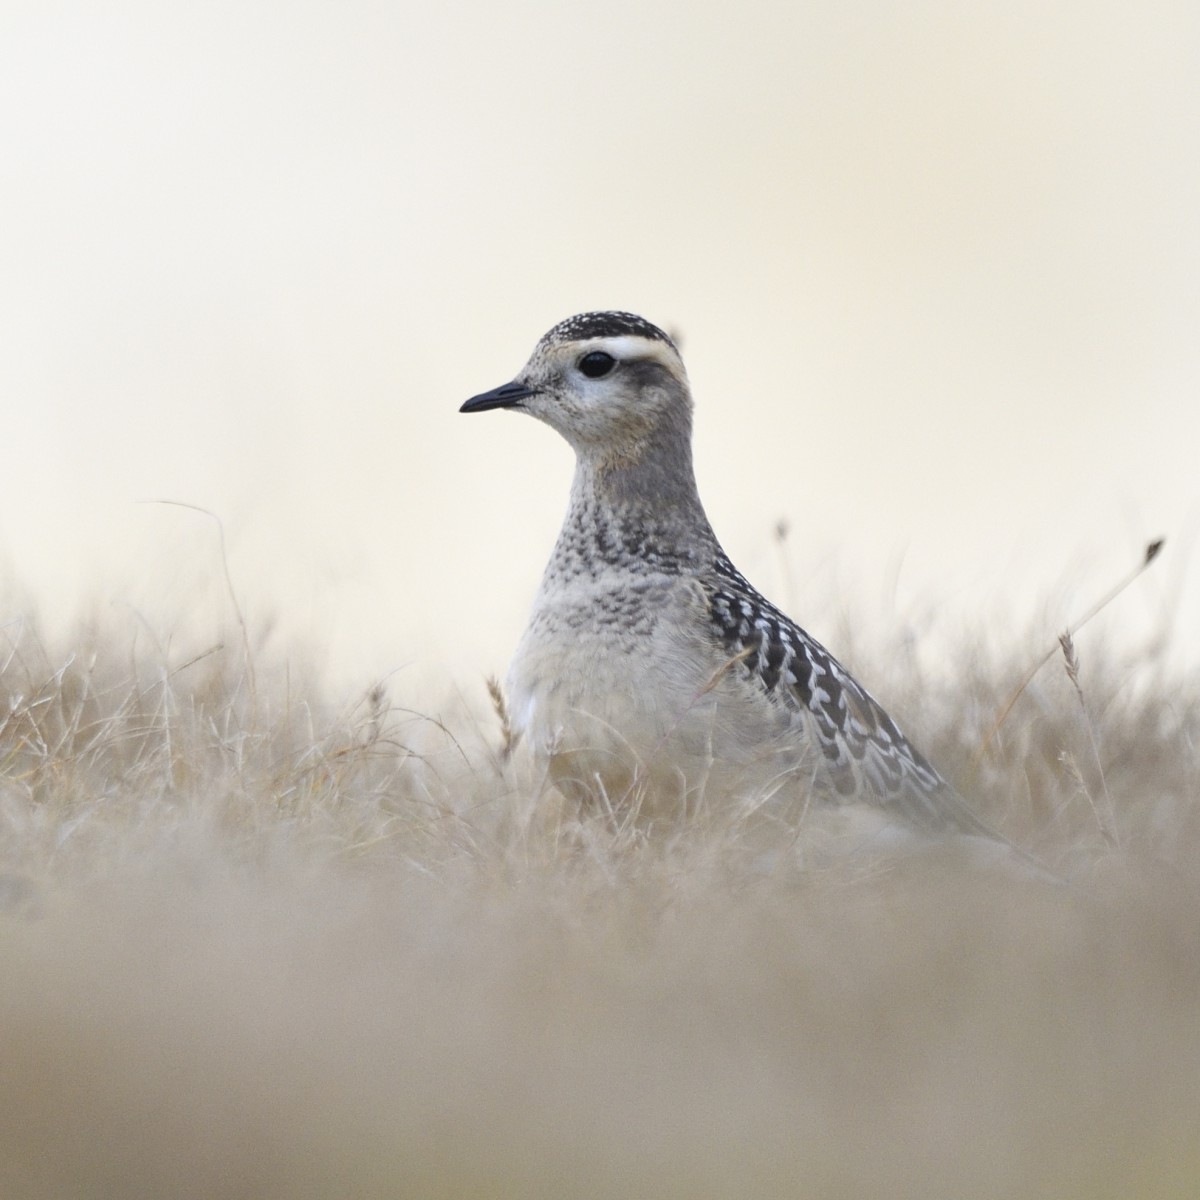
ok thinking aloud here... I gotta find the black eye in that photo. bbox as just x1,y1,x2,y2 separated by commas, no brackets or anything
578,351,616,379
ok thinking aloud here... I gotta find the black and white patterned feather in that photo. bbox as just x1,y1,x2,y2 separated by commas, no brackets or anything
705,551,992,835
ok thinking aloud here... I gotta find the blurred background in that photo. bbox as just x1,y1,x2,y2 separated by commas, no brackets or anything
2,0,1197,697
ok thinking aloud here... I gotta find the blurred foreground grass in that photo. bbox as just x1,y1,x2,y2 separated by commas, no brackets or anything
0,604,1197,1199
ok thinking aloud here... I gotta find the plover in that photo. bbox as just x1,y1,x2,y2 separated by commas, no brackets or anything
462,311,995,838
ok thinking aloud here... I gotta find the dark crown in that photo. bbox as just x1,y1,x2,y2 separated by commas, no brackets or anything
537,311,677,353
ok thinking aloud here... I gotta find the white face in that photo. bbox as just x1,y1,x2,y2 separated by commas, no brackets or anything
513,333,691,461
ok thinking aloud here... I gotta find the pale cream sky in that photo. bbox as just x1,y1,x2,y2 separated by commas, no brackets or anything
2,1,1197,697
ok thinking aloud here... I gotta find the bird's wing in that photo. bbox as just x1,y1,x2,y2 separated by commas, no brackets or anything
703,556,992,836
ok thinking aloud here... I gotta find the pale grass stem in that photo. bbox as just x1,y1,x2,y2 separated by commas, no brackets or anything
142,500,259,718
486,674,515,761
1059,632,1119,848
973,537,1164,769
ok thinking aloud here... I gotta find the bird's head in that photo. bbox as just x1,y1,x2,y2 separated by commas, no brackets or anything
461,312,692,468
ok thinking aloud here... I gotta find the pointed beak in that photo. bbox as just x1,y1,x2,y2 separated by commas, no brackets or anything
460,380,541,413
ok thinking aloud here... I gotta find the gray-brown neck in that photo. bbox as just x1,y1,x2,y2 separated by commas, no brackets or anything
544,417,720,583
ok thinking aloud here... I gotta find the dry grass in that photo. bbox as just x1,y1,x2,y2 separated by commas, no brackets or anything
1,598,1198,1200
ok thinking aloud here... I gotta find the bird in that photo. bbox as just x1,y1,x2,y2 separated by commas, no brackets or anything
460,311,998,841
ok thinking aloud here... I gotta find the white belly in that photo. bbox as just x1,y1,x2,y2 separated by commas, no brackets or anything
506,575,808,811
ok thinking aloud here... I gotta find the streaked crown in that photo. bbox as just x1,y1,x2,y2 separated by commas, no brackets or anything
534,311,678,355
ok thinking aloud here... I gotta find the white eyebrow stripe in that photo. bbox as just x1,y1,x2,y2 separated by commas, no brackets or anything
579,335,684,374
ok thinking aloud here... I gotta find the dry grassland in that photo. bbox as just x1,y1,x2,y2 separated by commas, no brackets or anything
1,592,1197,1199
